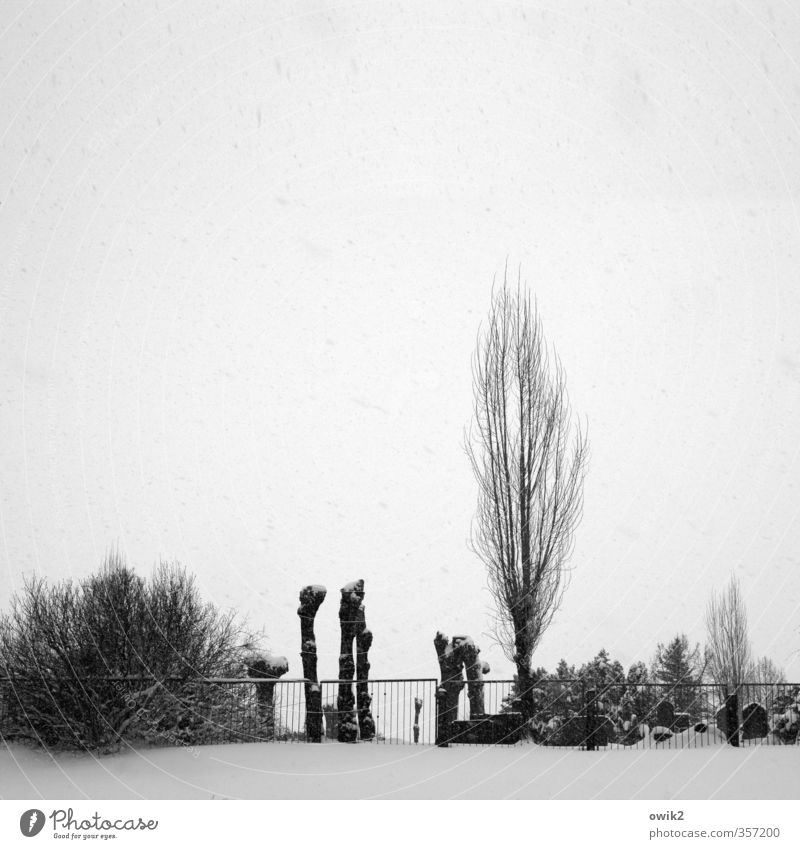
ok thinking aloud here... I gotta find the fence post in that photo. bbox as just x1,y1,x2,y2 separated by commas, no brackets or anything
725,691,740,747
585,687,597,751
413,696,422,744
435,685,449,747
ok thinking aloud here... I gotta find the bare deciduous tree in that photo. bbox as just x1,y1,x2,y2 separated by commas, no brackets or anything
747,656,785,684
745,655,785,711
705,573,752,696
467,279,588,719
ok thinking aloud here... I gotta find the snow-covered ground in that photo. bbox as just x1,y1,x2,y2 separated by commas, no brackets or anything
2,741,797,800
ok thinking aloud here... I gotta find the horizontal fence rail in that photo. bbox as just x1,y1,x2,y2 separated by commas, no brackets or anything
0,677,797,750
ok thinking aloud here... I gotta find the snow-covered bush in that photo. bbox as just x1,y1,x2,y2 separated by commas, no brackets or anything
770,688,800,744
0,553,260,751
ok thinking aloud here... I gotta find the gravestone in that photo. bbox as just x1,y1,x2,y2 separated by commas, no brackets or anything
715,705,729,736
715,693,741,745
593,715,615,747
742,702,768,740
653,700,675,729
672,712,691,732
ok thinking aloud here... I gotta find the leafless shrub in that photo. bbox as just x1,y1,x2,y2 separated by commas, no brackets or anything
0,551,260,750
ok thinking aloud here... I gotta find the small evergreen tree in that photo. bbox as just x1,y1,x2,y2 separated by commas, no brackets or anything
578,649,625,707
555,658,576,680
651,634,705,717
627,661,649,685
621,661,655,721
531,665,549,684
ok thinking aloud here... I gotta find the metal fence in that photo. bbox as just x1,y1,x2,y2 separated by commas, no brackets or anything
1,676,797,750
0,676,311,746
0,676,438,747
319,679,437,744
447,679,800,749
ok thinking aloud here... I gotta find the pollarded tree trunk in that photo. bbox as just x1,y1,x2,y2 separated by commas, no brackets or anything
455,636,490,717
298,584,326,743
246,653,289,738
354,590,375,740
337,580,363,742
434,631,465,746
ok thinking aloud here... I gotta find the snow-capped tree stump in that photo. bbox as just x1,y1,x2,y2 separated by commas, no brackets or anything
298,584,326,743
354,589,375,740
337,580,363,742
454,636,490,718
413,697,423,743
246,653,288,737
434,631,465,746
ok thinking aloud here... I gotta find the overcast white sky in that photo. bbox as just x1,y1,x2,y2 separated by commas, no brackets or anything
1,1,799,683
